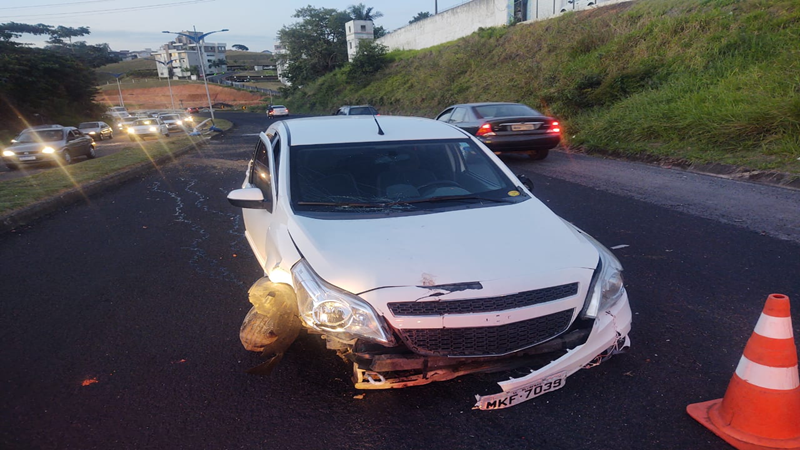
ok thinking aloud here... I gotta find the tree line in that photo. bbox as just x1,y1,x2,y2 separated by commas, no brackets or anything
0,22,118,136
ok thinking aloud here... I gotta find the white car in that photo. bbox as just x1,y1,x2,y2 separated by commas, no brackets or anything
158,114,192,132
106,106,130,119
227,116,632,410
267,105,289,118
125,118,169,141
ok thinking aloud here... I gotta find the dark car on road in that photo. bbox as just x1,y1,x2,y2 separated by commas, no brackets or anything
334,105,379,116
2,125,96,170
435,102,560,160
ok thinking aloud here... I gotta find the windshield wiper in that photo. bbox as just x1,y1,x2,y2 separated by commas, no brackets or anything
395,194,518,204
297,201,381,207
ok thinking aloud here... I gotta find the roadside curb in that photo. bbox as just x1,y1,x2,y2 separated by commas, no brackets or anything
561,147,800,191
0,138,208,235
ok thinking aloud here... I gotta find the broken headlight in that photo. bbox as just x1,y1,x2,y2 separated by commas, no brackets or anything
579,232,625,319
291,260,394,345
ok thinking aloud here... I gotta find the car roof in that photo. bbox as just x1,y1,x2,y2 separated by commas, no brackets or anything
283,116,468,146
445,102,526,108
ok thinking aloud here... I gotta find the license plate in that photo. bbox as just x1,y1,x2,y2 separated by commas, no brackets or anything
475,372,566,410
511,124,535,131
19,156,36,161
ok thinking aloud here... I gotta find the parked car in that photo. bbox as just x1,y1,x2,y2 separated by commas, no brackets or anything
158,114,188,132
226,115,631,409
186,107,200,114
212,102,233,109
435,102,561,160
78,121,114,141
267,105,289,118
334,105,380,116
125,118,170,141
2,125,96,169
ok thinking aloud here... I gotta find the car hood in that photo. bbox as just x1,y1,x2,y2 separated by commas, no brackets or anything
287,200,599,294
6,143,55,153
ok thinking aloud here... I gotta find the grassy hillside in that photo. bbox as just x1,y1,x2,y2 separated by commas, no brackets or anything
286,0,800,174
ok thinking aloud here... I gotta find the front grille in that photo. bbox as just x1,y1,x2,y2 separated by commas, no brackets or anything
396,309,574,357
388,282,578,316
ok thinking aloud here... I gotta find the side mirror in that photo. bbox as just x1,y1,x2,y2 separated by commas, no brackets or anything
517,174,534,191
228,187,269,209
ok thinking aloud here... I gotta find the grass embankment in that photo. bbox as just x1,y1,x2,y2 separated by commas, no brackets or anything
0,119,231,215
286,0,800,174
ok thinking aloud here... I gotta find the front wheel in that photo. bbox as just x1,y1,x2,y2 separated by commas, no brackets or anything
61,150,72,165
87,145,97,159
5,163,19,171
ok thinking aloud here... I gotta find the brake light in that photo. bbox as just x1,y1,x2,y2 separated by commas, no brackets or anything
476,123,494,137
549,121,560,133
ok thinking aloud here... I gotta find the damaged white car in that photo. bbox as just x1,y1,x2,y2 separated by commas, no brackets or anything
228,115,632,410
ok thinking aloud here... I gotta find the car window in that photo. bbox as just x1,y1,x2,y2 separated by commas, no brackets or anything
436,108,454,122
290,138,524,213
78,122,97,129
349,107,376,115
251,140,274,210
449,107,467,123
473,104,541,118
68,130,81,140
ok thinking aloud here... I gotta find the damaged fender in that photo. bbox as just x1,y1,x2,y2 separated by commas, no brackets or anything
240,277,302,375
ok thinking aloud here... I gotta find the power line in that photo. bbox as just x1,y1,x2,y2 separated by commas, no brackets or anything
3,0,217,19
0,0,119,11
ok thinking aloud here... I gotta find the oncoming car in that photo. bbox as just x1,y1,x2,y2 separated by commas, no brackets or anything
227,116,631,410
2,125,96,169
78,121,114,141
126,118,170,141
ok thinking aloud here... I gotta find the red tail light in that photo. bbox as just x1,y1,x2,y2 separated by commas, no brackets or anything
548,121,560,133
476,123,494,137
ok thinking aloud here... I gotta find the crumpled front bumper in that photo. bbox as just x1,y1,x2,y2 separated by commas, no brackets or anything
473,294,632,410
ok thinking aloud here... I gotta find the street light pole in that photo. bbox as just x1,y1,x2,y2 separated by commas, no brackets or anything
111,72,125,107
162,27,228,121
156,58,177,111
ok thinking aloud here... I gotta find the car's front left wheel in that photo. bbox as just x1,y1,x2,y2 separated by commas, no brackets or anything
61,151,72,165
87,145,97,159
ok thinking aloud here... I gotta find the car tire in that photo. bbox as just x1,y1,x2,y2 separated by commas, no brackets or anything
528,149,549,160
164,132,170,137
6,163,19,171
87,145,97,159
129,136,136,142
98,134,104,141
61,150,72,165
109,134,113,140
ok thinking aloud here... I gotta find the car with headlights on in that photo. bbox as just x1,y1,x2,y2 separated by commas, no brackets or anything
78,121,114,141
158,113,190,132
2,125,96,169
435,102,561,160
226,115,631,410
126,118,170,141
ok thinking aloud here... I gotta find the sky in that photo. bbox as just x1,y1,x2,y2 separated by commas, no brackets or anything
1,0,471,52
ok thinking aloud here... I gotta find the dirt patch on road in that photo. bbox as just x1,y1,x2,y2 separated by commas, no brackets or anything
96,85,266,110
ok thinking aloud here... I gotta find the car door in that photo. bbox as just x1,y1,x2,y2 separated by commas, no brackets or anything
241,132,277,268
66,129,85,154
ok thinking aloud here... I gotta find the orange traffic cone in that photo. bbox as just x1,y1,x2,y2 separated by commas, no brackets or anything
687,293,800,450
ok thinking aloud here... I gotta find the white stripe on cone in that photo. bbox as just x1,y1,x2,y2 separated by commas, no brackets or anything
754,313,795,340
735,355,800,391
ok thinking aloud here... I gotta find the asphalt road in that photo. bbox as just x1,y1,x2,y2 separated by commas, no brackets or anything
1,112,798,450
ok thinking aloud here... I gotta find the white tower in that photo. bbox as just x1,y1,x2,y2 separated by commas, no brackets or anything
345,20,374,62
